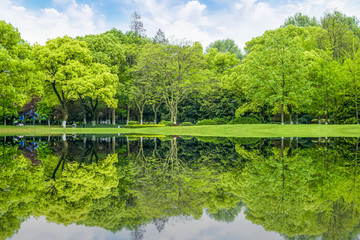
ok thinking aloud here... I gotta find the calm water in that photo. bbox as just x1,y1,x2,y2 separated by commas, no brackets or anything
1,135,360,240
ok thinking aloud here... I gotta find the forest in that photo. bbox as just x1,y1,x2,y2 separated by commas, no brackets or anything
1,10,360,127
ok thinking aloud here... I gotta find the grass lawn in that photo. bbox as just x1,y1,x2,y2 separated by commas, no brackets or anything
1,124,360,137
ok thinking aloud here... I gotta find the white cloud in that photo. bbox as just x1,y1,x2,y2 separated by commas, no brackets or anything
235,0,257,10
0,0,106,44
2,0,360,51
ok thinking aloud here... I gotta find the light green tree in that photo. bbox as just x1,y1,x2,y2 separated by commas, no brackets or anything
242,26,312,124
0,21,37,125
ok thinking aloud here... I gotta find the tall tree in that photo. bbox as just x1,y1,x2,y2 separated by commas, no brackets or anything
153,29,168,44
282,13,318,27
130,12,146,36
0,21,37,125
36,36,117,127
135,42,205,123
206,39,243,60
242,26,312,124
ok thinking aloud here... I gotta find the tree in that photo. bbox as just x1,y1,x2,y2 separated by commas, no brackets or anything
35,36,92,127
282,13,318,28
242,26,312,124
35,36,117,127
130,12,146,36
206,39,243,60
343,40,360,123
0,21,37,125
70,63,118,126
153,29,168,44
148,42,206,123
320,11,359,61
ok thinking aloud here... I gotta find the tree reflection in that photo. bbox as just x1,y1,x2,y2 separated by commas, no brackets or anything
1,136,360,239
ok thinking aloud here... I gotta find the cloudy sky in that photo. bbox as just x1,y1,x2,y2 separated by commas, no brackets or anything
1,0,360,49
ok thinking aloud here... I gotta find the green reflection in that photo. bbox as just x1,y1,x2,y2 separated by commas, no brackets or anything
1,136,360,239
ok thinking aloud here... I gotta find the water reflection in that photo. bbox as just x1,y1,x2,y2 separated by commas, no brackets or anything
1,136,360,239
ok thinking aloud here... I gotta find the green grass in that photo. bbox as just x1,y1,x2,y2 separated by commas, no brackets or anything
1,124,360,137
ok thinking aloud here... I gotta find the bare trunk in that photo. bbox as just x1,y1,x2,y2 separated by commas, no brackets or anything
112,137,116,153
127,105,130,124
280,103,284,125
61,105,69,128
48,120,50,127
92,120,96,127
112,108,116,125
83,113,87,125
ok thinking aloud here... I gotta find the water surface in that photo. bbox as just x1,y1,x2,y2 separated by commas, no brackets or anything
1,135,360,239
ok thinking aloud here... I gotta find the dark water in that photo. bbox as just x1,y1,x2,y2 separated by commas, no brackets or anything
1,135,360,240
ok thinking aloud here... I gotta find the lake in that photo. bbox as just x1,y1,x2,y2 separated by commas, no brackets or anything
1,135,360,240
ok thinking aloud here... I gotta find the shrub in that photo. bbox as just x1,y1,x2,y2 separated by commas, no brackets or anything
171,124,180,126
196,119,217,125
227,117,260,124
159,120,174,126
127,121,139,125
297,114,313,124
125,124,166,128
180,122,193,126
213,117,227,125
311,119,327,124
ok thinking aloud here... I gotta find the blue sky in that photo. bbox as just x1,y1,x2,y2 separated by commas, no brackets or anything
2,0,360,49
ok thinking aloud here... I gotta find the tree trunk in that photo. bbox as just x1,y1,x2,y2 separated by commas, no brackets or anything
3,117,6,126
83,113,87,125
48,119,50,127
92,112,96,127
61,105,69,128
296,113,299,125
112,108,116,125
355,76,359,124
127,105,130,124
280,103,284,125
152,106,157,124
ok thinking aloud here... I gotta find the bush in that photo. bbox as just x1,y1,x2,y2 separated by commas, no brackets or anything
298,114,313,124
125,124,166,128
227,117,260,124
196,119,217,125
159,120,174,126
311,119,327,124
180,122,193,126
213,117,227,125
127,121,139,125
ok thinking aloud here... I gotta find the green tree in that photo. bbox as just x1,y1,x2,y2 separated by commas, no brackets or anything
242,26,312,124
135,42,205,123
343,40,360,123
36,36,117,127
282,13,318,28
206,38,243,60
0,21,37,125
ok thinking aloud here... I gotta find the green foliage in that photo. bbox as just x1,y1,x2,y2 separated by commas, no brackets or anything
311,119,326,124
196,119,217,125
282,13,319,27
228,117,260,124
158,120,174,126
297,114,313,124
206,39,243,60
125,124,166,128
213,117,229,125
180,122,194,126
127,121,139,125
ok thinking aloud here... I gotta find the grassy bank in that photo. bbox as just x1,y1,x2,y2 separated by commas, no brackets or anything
1,124,360,137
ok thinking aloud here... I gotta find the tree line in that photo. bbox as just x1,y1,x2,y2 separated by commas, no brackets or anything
1,10,360,127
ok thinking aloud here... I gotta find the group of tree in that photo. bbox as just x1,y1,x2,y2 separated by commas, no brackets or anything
2,10,360,126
